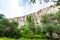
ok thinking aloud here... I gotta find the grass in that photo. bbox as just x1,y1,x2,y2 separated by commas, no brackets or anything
0,37,15,40
0,37,48,40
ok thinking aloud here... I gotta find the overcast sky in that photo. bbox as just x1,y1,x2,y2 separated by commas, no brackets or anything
0,0,56,18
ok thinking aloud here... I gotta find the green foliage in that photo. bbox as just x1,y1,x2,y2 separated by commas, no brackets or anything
19,25,34,38
30,0,36,4
0,37,16,40
40,10,60,39
42,24,55,33
41,13,58,39
41,14,51,24
26,15,34,25
54,10,60,35
57,0,60,5
0,14,21,39
30,0,60,6
41,13,57,25
1,7,60,39
56,10,60,22
32,34,48,39
30,0,50,4
19,25,30,34
44,0,49,3
35,25,41,34
19,25,48,39
26,15,35,33
0,14,5,19
0,37,48,40
26,15,32,23
54,24,60,34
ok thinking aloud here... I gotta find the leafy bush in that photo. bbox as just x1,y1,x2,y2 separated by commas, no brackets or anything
0,14,21,39
0,20,21,38
41,14,51,24
19,25,34,38
19,25,48,39
31,34,48,39
57,0,60,5
35,25,41,34
26,15,35,33
40,10,60,40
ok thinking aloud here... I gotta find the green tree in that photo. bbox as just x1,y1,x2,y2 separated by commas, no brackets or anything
26,15,35,33
0,14,6,19
0,14,20,39
42,24,55,40
30,0,56,3
41,10,60,40
57,0,60,5
54,24,60,40
30,0,60,5
30,0,35,4
40,13,57,40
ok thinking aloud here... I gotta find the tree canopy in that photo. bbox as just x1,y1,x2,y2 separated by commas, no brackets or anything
30,0,60,5
0,14,20,38
0,14,6,19
57,0,60,5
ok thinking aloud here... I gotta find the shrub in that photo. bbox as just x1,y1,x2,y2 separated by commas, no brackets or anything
35,25,41,34
0,14,21,39
26,15,35,33
32,34,48,39
0,20,21,38
19,25,34,38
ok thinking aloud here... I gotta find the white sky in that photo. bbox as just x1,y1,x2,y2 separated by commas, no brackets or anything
0,0,56,18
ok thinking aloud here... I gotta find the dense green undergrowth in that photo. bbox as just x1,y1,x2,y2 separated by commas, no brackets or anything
0,37,48,40
0,10,60,40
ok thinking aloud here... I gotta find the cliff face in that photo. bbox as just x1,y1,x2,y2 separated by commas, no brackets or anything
10,5,60,27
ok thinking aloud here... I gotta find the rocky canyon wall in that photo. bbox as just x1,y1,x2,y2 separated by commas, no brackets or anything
9,5,60,27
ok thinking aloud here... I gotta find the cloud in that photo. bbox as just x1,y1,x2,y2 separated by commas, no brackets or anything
0,0,23,18
0,0,56,18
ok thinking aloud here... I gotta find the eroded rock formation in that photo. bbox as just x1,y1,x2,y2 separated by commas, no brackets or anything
9,5,60,27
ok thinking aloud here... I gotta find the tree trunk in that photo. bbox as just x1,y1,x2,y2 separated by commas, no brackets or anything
49,32,53,40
